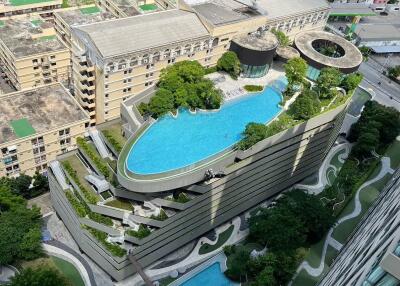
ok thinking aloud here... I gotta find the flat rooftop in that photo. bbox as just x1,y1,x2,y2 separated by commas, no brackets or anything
191,2,260,25
55,6,115,26
107,0,140,16
0,19,67,58
233,31,278,51
7,0,60,7
0,83,88,145
187,0,329,24
354,24,400,41
329,3,375,16
74,10,210,58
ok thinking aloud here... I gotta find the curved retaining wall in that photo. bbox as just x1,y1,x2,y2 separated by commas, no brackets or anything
51,102,348,281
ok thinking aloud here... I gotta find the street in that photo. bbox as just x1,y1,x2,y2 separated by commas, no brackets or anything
358,61,400,110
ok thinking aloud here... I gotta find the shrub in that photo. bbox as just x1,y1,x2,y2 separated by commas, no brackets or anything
86,227,126,257
216,51,241,79
65,191,86,217
77,138,111,182
243,85,263,92
271,28,291,47
168,192,190,203
236,123,268,150
62,160,99,204
126,224,151,239
204,66,217,74
288,89,321,120
102,130,123,153
150,209,168,221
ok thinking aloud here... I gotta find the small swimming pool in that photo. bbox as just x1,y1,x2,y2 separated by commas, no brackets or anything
180,262,236,286
126,79,286,175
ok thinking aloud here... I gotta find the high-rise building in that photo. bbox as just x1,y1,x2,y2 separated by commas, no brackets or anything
318,168,400,286
0,17,70,90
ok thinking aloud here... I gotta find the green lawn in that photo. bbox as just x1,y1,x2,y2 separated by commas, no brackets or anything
105,199,133,211
101,124,127,151
384,139,400,169
331,174,389,244
303,235,327,268
52,256,85,286
292,269,321,286
199,225,234,255
10,0,54,6
62,155,96,198
329,149,346,169
139,3,157,10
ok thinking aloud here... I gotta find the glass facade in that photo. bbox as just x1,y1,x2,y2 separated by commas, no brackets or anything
241,63,270,78
306,65,321,81
363,265,400,286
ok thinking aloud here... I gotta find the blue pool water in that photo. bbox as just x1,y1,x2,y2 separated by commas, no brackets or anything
127,80,286,175
180,263,236,286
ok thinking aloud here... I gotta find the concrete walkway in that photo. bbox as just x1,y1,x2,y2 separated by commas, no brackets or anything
293,156,394,280
0,265,18,283
295,142,350,195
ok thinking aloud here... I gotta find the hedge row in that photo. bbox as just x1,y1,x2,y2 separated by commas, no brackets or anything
86,227,126,257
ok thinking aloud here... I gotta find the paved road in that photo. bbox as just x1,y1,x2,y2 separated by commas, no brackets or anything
358,62,400,110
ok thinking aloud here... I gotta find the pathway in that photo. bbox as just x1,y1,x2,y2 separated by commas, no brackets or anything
293,156,395,280
295,142,350,195
117,217,247,286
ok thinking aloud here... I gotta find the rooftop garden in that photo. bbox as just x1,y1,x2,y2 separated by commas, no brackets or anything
85,226,126,257
100,124,127,154
126,224,151,239
166,192,190,204
104,198,134,211
237,57,364,150
137,61,223,118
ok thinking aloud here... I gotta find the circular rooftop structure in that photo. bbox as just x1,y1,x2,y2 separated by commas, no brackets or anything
294,31,363,74
230,31,278,78
276,46,300,62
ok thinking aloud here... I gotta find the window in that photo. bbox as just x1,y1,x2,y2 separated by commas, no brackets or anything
105,103,108,107
105,84,109,89
32,59,38,64
105,93,109,98
33,66,39,70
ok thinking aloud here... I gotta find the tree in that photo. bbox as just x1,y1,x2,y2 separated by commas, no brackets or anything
315,67,342,99
147,88,175,118
271,29,291,47
359,46,371,61
341,72,363,93
284,57,307,88
277,190,335,244
217,51,241,79
288,89,321,120
352,128,380,158
249,206,306,252
12,174,32,198
224,246,251,282
0,187,43,265
237,123,267,150
388,66,400,79
9,267,71,286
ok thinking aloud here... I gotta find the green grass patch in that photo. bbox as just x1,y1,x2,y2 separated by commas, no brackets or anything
100,191,112,200
104,199,133,211
10,0,54,6
199,225,234,254
10,118,36,138
38,35,57,41
80,5,100,14
243,85,263,92
292,269,320,286
86,227,126,257
101,125,126,153
126,224,151,239
303,234,327,268
52,256,85,286
139,3,157,10
329,149,346,169
384,139,400,169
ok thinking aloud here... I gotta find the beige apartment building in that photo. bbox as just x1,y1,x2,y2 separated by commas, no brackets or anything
0,83,89,177
70,0,329,125
0,0,61,18
54,6,115,49
0,17,70,90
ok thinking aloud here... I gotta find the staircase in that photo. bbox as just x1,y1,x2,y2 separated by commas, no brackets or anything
88,128,110,159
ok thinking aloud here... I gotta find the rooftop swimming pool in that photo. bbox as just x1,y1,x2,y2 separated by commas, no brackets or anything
180,262,236,286
126,78,286,175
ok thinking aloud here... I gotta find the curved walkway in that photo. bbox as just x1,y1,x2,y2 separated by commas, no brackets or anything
295,142,350,195
117,217,247,286
44,240,96,286
294,156,395,279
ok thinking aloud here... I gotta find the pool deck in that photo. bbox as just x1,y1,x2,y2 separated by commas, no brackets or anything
206,65,285,100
